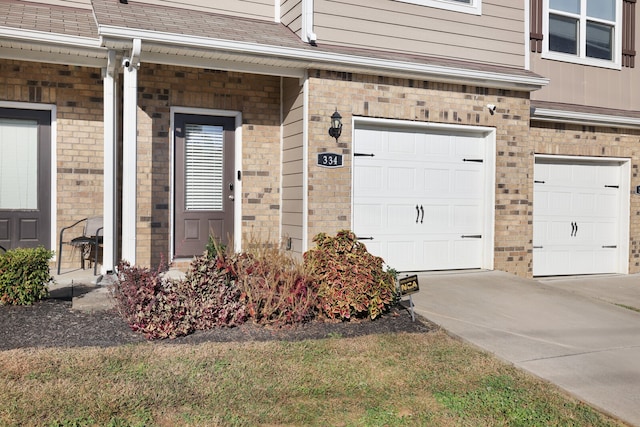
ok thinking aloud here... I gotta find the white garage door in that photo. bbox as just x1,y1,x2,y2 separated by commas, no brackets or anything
533,160,623,276
353,125,491,272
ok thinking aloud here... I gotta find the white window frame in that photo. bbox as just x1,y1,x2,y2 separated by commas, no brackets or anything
394,0,481,15
542,0,622,69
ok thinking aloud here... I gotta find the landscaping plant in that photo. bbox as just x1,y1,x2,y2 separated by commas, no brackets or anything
112,256,248,339
0,246,53,305
304,230,397,320
232,241,317,325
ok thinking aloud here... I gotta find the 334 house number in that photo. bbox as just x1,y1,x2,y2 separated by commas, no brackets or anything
317,152,343,168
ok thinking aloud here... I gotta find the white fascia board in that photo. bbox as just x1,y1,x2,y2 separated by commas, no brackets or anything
0,46,106,67
532,107,640,130
0,26,102,49
99,26,549,91
0,26,106,66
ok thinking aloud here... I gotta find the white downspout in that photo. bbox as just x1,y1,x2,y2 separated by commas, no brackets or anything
524,0,531,70
121,38,141,264
302,0,317,44
102,50,117,274
302,70,309,251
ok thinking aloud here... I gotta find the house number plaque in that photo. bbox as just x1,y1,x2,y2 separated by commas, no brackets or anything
317,152,343,168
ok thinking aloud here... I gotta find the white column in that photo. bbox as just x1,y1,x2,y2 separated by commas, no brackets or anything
121,39,141,264
102,50,117,274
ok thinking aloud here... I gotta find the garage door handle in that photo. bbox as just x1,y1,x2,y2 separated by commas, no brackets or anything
533,246,543,249
415,205,424,223
602,245,617,249
461,235,482,238
571,222,578,237
357,237,374,240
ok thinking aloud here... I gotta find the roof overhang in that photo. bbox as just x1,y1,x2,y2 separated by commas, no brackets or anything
531,106,640,130
0,26,106,67
99,26,549,91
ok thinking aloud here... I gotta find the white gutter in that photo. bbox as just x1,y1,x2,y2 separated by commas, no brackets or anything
531,107,640,130
99,26,549,90
0,27,102,49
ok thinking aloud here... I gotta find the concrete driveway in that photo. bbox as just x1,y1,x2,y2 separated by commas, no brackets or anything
409,270,640,426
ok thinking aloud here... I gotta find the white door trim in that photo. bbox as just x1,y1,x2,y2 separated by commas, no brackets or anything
351,117,496,271
170,107,242,259
534,154,630,274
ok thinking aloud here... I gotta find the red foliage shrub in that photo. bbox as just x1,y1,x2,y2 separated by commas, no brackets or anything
303,230,397,320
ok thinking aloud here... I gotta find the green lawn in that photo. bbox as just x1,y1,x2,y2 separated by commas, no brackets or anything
0,330,624,426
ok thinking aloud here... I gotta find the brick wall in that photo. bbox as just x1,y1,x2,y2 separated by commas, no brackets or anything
307,70,534,277
531,121,640,274
136,65,281,266
0,60,104,270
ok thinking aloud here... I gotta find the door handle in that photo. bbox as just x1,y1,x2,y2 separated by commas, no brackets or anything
571,222,577,237
416,205,420,223
420,205,424,224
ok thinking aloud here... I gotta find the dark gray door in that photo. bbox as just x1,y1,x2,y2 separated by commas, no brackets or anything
174,114,235,257
0,108,51,250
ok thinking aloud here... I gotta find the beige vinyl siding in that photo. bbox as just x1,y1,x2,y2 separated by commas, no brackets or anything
530,55,640,111
281,0,302,36
313,0,525,68
17,0,92,9
530,4,640,111
281,77,305,254
131,0,275,21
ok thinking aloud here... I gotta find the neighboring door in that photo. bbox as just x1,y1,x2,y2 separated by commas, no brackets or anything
533,160,622,276
174,114,235,258
353,126,487,272
0,108,51,250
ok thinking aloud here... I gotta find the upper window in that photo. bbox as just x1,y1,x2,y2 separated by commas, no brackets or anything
543,0,622,68
395,0,482,15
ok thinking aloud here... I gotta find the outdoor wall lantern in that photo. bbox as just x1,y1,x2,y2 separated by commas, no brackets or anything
328,110,342,142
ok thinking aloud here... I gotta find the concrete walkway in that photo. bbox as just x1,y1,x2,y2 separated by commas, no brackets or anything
409,270,640,426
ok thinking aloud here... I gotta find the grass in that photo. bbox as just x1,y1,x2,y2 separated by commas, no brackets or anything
0,330,624,427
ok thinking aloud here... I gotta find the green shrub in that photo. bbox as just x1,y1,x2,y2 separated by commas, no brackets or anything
0,247,53,305
303,230,397,320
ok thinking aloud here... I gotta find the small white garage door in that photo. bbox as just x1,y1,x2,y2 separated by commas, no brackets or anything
353,125,492,272
533,159,624,276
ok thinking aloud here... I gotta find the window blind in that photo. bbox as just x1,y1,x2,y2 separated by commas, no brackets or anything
184,124,224,211
0,119,38,210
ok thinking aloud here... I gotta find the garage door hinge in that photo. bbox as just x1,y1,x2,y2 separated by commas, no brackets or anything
357,236,374,240
534,180,545,184
463,158,483,163
602,245,617,249
533,246,543,249
354,153,375,157
604,185,619,188
461,235,482,238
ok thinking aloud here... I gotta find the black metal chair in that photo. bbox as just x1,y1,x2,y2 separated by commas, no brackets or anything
57,217,103,275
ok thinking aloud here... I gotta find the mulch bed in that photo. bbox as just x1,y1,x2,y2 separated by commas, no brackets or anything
0,286,434,350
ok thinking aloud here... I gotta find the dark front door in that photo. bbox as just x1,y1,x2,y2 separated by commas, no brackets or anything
0,108,51,250
174,114,235,258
